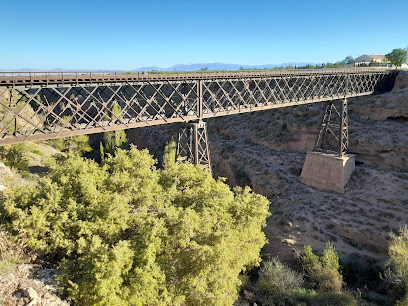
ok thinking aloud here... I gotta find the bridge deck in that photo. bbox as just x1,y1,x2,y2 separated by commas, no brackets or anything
0,68,394,87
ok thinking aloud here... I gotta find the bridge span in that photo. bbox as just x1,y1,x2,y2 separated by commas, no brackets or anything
0,68,399,192
0,68,396,145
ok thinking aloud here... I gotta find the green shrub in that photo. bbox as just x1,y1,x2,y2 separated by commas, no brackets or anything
256,258,304,306
49,134,92,155
301,243,343,292
103,103,128,156
385,226,408,305
0,144,29,175
257,258,304,295
234,168,251,186
1,144,270,305
31,149,43,155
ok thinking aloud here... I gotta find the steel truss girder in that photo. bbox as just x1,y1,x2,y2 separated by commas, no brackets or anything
314,98,349,157
0,71,396,145
176,120,211,171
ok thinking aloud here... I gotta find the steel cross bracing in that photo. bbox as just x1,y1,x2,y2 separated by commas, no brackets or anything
314,74,350,156
0,69,397,146
314,99,349,156
176,120,211,171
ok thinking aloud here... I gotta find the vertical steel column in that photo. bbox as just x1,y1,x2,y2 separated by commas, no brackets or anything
339,98,349,157
314,74,350,156
198,80,203,119
193,123,199,164
339,74,350,157
9,89,17,135
176,120,211,172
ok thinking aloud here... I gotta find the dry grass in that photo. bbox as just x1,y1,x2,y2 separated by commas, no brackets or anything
0,229,31,275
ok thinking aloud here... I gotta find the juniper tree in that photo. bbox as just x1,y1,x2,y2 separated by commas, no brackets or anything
1,143,270,305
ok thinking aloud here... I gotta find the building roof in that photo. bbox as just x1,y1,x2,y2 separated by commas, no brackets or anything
366,54,386,60
354,54,386,63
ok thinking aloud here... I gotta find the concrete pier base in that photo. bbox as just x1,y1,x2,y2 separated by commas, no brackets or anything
300,152,355,194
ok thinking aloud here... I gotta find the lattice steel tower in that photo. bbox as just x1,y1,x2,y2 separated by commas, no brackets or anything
176,120,211,171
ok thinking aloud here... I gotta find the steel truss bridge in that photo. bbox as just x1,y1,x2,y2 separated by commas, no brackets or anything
0,68,398,170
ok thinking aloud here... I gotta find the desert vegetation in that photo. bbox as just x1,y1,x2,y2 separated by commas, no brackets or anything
0,135,407,306
0,140,271,305
0,229,29,275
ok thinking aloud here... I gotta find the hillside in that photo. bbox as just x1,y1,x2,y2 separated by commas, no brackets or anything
0,142,68,305
127,71,408,294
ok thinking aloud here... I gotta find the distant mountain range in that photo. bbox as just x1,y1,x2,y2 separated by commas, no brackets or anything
2,62,315,72
132,62,315,71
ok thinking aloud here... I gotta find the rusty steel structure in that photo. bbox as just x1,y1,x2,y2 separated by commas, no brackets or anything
0,68,397,168
176,120,211,170
314,99,349,157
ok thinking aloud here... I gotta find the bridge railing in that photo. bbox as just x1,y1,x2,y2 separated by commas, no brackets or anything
0,67,394,79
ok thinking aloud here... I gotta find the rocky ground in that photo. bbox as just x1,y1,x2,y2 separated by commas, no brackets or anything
0,264,68,306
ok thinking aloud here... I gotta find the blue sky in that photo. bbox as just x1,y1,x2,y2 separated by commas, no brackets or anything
1,0,407,70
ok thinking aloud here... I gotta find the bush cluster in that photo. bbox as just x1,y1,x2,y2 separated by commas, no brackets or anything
0,144,29,174
251,244,355,306
1,144,270,305
302,243,343,292
49,135,92,155
386,226,408,305
257,258,304,294
256,258,304,305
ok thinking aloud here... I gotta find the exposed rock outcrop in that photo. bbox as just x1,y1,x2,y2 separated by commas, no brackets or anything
0,162,13,193
393,70,408,89
0,264,69,305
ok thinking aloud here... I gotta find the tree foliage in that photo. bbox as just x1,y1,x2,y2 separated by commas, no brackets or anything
50,135,92,155
301,243,343,292
342,56,354,65
1,144,270,305
103,103,128,156
0,144,29,174
386,49,408,67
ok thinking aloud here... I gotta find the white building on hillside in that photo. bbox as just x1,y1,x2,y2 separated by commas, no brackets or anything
354,54,386,66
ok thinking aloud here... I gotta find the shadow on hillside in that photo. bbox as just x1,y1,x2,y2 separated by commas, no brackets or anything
29,166,49,175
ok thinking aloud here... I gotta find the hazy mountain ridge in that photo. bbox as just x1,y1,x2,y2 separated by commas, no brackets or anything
132,62,315,71
2,62,315,72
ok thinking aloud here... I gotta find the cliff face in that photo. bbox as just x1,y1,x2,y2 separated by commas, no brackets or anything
348,80,408,168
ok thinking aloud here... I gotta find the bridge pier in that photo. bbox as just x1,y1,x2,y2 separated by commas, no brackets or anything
300,98,355,193
176,120,211,172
